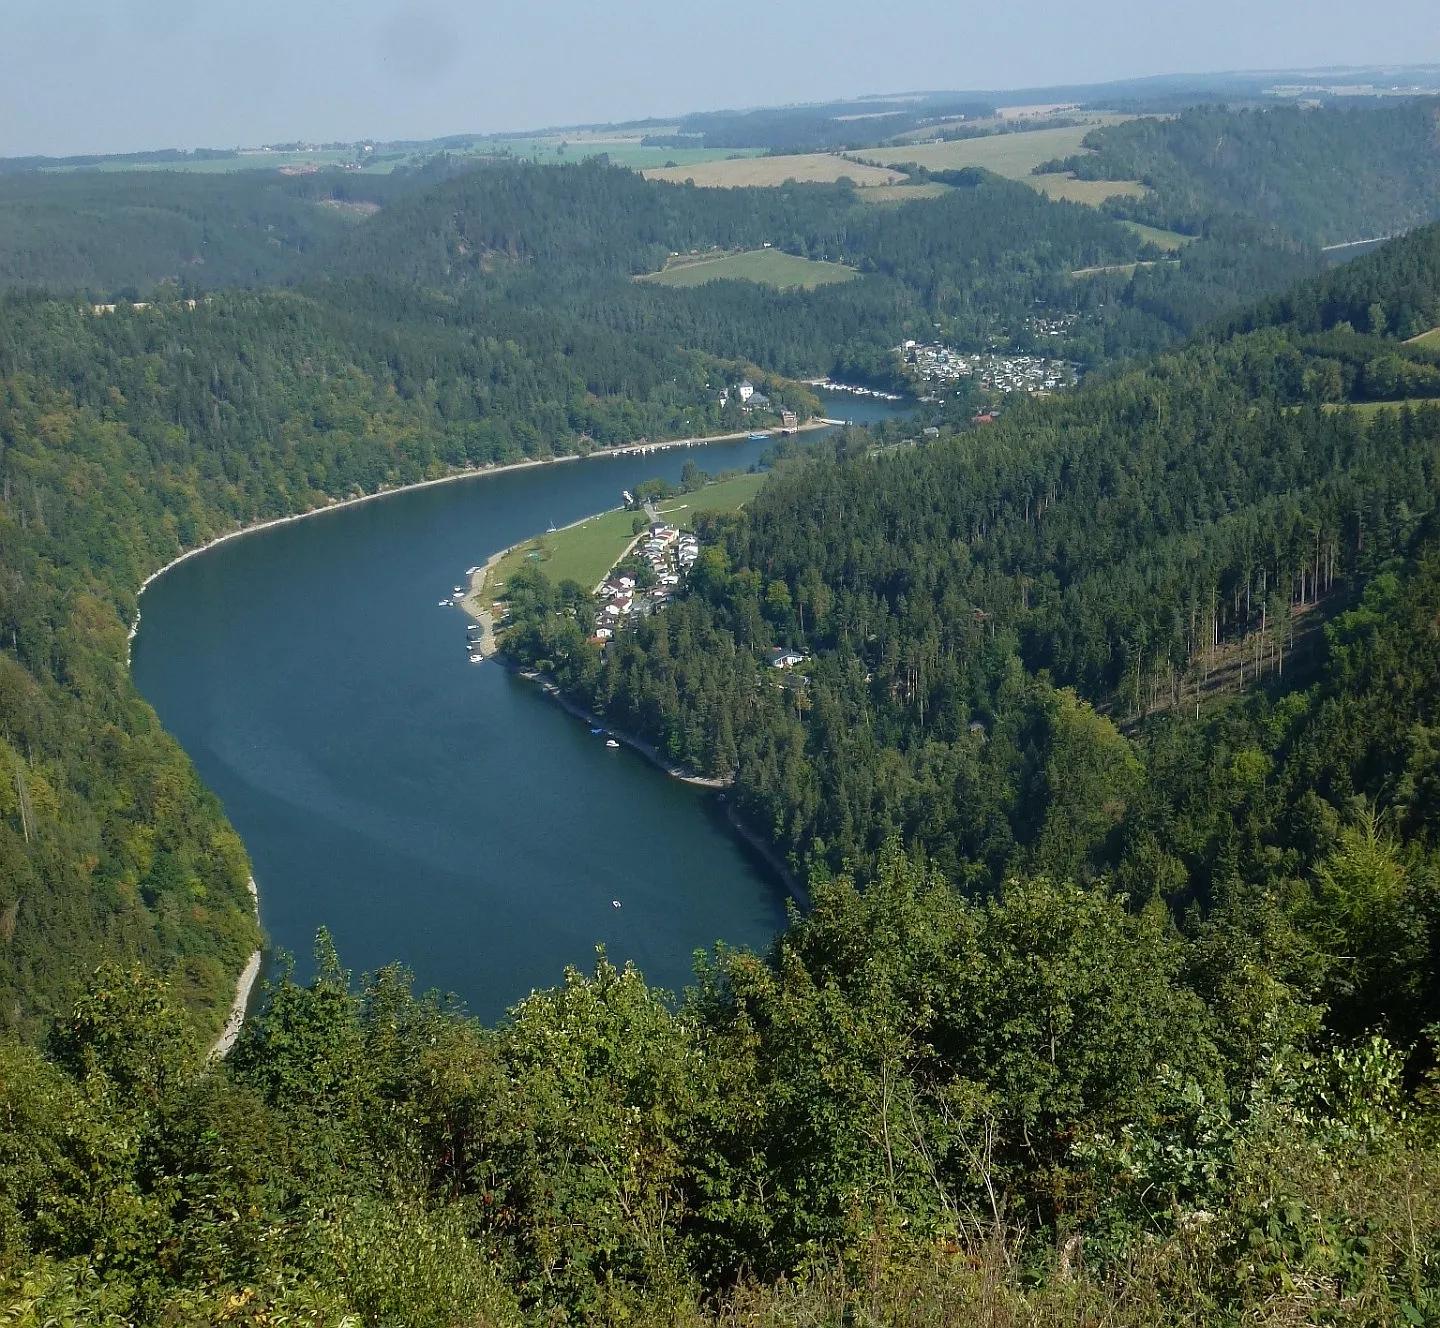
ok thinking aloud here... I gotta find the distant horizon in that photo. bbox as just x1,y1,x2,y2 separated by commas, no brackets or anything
3,62,1440,163
4,0,1440,159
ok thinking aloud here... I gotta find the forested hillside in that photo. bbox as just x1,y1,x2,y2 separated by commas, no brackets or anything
0,170,411,294
5,229,1440,1323
0,284,802,1037
1224,215,1440,338
1049,100,1440,243
4,101,1440,386
505,222,1440,888
5,95,1440,1325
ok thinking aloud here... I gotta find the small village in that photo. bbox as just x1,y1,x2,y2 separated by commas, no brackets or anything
589,519,701,642
900,340,1078,395
589,518,810,679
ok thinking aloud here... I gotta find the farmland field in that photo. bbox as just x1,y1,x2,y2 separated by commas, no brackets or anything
1029,174,1148,205
1407,327,1440,348
642,153,905,188
639,248,856,290
854,181,953,204
489,473,767,598
865,120,1128,179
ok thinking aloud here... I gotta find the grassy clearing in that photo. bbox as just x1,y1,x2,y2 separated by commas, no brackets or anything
1121,221,1194,251
490,473,767,599
854,182,952,204
866,122,1121,179
656,472,767,519
640,248,856,290
1029,174,1148,205
1322,397,1440,417
1406,326,1440,348
642,154,905,188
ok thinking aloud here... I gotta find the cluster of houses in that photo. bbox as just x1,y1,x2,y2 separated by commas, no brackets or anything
590,523,700,643
899,341,1077,396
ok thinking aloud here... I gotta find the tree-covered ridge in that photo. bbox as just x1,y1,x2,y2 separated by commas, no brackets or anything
0,157,1346,383
502,229,1440,890
1048,100,1440,244
330,162,1152,374
4,619,1440,1325
0,169,413,296
0,285,813,1037
1223,215,1440,339
6,111,1440,1327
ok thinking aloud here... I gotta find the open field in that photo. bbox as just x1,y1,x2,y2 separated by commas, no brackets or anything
1406,327,1440,348
643,154,906,188
1121,221,1194,251
640,248,857,290
490,473,767,599
864,120,1125,179
854,181,953,204
1030,174,1148,205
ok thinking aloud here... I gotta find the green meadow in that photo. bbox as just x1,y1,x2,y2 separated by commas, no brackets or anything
490,472,767,599
640,248,857,290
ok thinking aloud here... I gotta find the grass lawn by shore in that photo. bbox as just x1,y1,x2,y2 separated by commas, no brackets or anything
1406,327,1440,348
640,248,856,290
488,472,767,601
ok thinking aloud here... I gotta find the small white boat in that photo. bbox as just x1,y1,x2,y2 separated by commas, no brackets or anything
606,738,620,749
453,587,464,594
438,600,450,607
612,899,622,908
469,653,483,663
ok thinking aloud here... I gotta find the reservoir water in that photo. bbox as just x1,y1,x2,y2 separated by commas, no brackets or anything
132,396,906,1018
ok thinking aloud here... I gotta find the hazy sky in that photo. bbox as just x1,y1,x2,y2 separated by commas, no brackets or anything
4,0,1440,157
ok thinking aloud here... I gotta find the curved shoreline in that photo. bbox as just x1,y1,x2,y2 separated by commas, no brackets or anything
512,664,809,910
130,423,820,1049
208,877,261,1062
126,423,827,659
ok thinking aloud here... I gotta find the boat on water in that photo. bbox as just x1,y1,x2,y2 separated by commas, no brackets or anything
438,600,450,607
606,738,620,749
590,726,605,735
469,653,483,664
748,431,770,441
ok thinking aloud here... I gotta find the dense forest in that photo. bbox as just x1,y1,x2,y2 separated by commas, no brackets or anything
10,100,1440,389
4,96,1440,1323
505,223,1440,888
2,222,1440,1322
1045,100,1440,244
